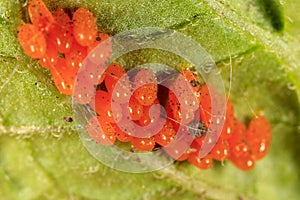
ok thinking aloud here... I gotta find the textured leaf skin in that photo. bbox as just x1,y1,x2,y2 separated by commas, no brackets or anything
0,0,299,200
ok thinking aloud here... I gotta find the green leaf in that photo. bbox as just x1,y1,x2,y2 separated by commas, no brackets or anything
285,0,300,39
1,0,299,200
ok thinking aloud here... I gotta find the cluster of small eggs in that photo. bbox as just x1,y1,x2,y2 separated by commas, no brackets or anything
85,64,272,171
17,0,109,95
86,64,160,150
17,0,272,171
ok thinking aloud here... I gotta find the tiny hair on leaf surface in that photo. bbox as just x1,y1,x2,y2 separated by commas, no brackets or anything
1,0,300,200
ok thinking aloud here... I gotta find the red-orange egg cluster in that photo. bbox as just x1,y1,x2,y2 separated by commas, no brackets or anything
17,0,109,95
86,64,161,151
85,63,272,171
17,0,272,172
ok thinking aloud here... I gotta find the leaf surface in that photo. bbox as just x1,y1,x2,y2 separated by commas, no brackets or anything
0,0,299,199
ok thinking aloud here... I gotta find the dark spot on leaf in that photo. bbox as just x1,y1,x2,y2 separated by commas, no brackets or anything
64,116,73,122
193,14,200,18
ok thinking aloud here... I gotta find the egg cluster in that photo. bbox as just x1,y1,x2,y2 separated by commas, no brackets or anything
17,0,109,95
17,0,271,171
85,64,272,171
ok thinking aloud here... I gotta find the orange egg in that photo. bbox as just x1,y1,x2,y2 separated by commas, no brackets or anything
105,63,132,104
111,122,132,142
132,69,158,106
154,120,176,146
48,8,74,53
210,140,230,161
65,40,88,72
18,24,47,59
28,0,55,32
131,136,155,151
187,138,213,169
104,63,126,92
72,8,98,46
86,116,116,146
229,142,256,171
72,71,95,104
127,97,144,121
246,116,271,160
39,41,58,69
188,153,213,170
88,32,110,52
50,58,76,95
